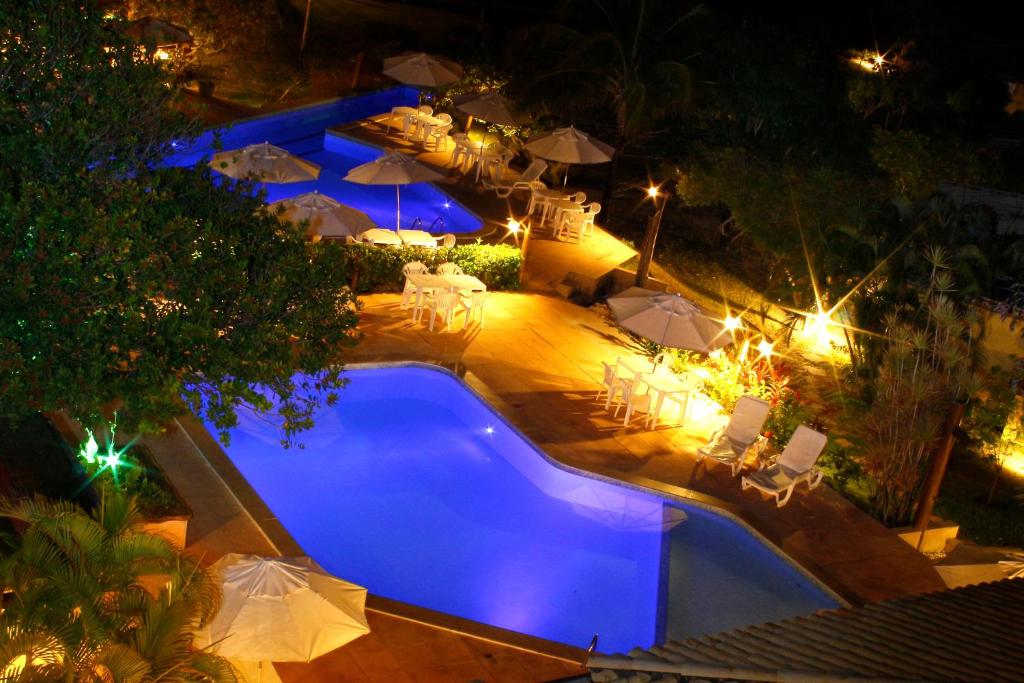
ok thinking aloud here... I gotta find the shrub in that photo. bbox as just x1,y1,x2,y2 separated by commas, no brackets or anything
341,242,521,292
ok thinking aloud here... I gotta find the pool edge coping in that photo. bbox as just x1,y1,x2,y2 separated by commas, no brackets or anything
177,359,849,662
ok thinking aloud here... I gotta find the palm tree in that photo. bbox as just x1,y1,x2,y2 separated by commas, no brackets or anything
0,493,237,682
515,0,703,223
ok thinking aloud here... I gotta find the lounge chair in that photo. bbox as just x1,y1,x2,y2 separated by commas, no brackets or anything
697,395,771,476
741,425,827,507
482,159,548,198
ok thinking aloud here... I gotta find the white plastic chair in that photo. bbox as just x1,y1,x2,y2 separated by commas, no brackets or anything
697,395,771,476
418,105,434,115
596,361,628,410
438,233,456,248
459,290,488,328
435,113,452,125
449,134,472,168
400,261,430,310
436,262,464,276
427,123,453,151
483,159,548,198
424,291,461,331
742,425,827,507
614,377,652,427
385,106,417,134
557,202,597,243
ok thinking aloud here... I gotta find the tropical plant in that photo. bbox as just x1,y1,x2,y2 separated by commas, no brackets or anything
511,0,703,221
0,492,236,682
0,1,359,441
862,248,984,525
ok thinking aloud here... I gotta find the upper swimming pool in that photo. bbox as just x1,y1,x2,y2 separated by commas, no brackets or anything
207,365,838,654
165,87,482,233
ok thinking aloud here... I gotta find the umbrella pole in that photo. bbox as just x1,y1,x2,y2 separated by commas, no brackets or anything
395,185,401,230
563,166,570,191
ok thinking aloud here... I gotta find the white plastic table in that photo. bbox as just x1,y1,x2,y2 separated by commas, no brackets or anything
407,273,487,311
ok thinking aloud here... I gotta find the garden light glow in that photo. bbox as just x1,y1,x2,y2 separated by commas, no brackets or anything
723,315,742,332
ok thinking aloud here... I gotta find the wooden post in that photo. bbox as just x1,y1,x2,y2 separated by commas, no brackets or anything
300,0,313,53
464,114,474,133
635,198,666,287
349,51,365,90
518,222,532,285
913,401,966,549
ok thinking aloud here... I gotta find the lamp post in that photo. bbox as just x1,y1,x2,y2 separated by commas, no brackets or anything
507,217,531,284
635,184,668,287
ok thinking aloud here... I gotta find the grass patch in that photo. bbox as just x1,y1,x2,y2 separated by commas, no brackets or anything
935,453,1024,547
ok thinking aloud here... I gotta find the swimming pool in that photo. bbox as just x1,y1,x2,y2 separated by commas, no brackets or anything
166,87,482,233
208,364,838,654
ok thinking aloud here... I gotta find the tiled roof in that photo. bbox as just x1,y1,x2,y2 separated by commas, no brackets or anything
588,578,1024,682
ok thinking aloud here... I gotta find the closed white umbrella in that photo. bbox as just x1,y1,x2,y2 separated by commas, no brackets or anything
271,191,374,239
344,151,444,229
382,52,463,88
524,126,614,188
607,287,731,353
194,554,369,675
210,142,320,183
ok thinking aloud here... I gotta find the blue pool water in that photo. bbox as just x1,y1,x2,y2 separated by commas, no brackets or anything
166,87,482,232
209,365,837,653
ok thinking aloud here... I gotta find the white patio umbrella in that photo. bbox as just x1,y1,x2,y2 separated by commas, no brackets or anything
453,91,523,127
607,287,732,353
524,126,614,188
344,151,444,229
453,91,525,154
270,191,374,239
194,554,369,679
210,142,320,183
382,52,464,88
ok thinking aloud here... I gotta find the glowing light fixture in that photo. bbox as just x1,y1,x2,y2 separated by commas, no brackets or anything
78,429,99,464
646,185,659,199
443,201,451,209
154,49,171,61
723,315,742,331
506,218,521,234
757,339,774,358
485,426,495,435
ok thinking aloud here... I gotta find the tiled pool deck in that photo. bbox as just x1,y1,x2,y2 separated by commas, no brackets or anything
132,106,946,681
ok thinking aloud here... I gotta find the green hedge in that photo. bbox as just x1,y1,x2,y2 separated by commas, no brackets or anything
340,242,521,293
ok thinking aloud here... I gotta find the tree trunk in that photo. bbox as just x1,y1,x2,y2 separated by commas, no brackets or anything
350,50,366,90
635,200,666,287
597,145,624,227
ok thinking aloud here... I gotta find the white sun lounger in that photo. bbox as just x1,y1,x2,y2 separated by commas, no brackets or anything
697,395,771,476
741,425,827,507
482,159,547,197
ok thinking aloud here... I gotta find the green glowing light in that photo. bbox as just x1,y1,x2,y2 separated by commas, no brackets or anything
78,429,99,464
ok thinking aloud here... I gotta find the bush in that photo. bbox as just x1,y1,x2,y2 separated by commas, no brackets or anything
341,242,521,292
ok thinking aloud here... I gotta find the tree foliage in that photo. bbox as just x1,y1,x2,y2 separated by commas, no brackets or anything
0,493,237,682
0,1,359,440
